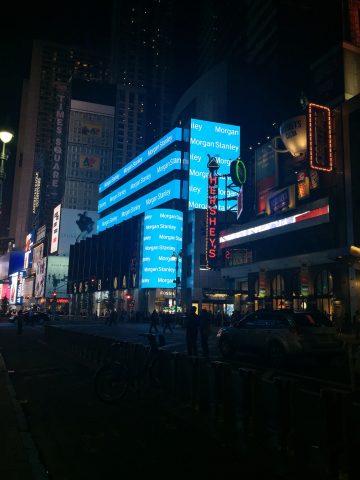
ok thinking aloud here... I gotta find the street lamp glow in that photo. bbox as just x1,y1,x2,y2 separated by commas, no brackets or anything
0,131,14,144
0,128,14,211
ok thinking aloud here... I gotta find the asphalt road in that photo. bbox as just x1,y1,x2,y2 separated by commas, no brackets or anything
1,324,282,480
45,319,352,387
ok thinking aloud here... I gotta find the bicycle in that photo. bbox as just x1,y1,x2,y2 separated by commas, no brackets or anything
94,333,165,404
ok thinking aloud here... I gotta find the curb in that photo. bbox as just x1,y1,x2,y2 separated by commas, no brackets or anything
0,353,49,480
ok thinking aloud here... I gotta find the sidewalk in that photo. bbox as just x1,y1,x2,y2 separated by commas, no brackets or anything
0,351,45,479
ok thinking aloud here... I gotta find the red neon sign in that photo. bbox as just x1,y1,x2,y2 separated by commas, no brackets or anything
307,103,333,172
206,174,218,269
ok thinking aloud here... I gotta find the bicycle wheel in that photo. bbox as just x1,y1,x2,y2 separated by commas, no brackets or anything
94,362,129,403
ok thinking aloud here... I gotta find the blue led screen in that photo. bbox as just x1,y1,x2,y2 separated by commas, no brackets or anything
140,209,183,289
98,152,181,213
189,119,240,210
97,179,181,232
99,127,182,193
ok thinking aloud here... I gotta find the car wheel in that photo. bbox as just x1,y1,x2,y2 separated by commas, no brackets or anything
268,342,285,368
219,338,235,359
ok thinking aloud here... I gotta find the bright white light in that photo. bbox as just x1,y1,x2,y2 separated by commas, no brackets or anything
0,131,13,144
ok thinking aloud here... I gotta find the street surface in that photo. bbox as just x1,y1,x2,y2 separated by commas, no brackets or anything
1,322,285,480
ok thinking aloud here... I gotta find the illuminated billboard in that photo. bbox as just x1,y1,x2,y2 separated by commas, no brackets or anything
58,209,98,255
99,152,181,213
189,119,240,210
9,272,25,305
50,204,62,254
99,127,182,193
45,256,69,297
220,201,330,248
98,179,181,233
140,209,183,288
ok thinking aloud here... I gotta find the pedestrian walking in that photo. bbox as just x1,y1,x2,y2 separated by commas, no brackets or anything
17,309,23,335
199,309,211,358
185,306,199,356
108,309,117,326
163,312,173,334
149,309,159,333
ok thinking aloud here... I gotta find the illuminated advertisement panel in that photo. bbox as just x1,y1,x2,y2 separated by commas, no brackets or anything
24,231,34,269
34,257,46,298
220,202,329,248
45,256,69,298
99,127,182,193
255,141,278,213
189,119,240,210
58,209,98,256
98,152,181,213
9,272,25,305
50,204,62,254
140,209,183,288
97,179,181,233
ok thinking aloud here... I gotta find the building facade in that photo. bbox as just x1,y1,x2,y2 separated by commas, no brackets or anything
68,118,241,316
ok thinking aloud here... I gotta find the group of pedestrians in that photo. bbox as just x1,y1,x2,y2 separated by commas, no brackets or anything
148,307,211,358
185,306,211,358
149,309,173,334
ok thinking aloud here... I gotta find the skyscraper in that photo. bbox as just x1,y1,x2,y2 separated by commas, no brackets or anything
9,40,110,248
110,0,175,172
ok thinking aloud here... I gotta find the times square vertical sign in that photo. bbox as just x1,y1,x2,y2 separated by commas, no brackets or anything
50,82,68,204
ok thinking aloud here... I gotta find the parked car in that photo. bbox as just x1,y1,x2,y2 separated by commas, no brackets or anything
23,311,50,324
217,309,344,367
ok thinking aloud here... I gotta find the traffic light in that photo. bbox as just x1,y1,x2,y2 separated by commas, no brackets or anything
52,291,57,302
125,293,132,301
91,277,96,289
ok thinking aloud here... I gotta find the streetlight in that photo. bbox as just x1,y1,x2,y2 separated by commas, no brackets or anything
171,249,182,313
0,129,14,212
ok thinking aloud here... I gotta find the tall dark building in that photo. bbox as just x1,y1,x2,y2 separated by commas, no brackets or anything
110,0,177,171
9,40,110,248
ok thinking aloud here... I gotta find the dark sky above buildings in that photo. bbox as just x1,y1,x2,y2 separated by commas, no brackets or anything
1,1,114,132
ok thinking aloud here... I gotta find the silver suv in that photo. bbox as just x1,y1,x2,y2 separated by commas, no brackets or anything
217,310,344,367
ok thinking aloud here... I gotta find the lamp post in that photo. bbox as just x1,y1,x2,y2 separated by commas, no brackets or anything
0,129,14,213
171,249,182,313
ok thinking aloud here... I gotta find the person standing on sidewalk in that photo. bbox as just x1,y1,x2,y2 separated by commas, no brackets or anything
199,309,211,358
185,306,199,356
17,309,23,335
149,309,159,333
162,312,173,334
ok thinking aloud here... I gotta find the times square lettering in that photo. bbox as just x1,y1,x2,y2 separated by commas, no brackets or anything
52,94,65,191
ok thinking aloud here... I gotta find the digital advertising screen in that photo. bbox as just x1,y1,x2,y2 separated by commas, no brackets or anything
98,179,181,233
9,272,25,305
58,209,98,256
140,209,183,289
99,127,182,193
98,152,181,213
45,256,69,297
189,119,240,210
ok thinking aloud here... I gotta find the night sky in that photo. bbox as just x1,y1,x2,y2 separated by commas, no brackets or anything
0,1,113,132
